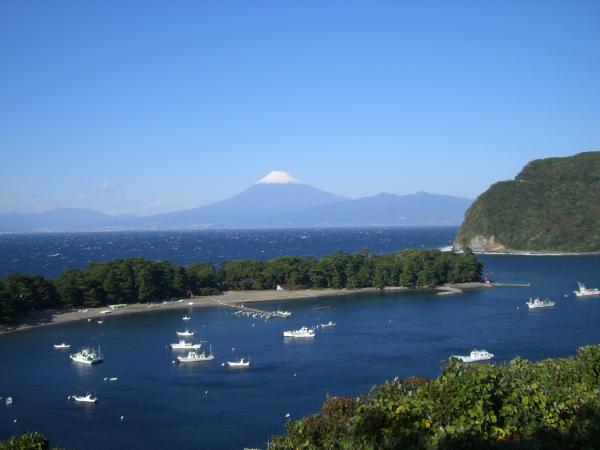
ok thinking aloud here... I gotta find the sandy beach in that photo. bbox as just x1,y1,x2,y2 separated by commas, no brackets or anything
0,282,492,336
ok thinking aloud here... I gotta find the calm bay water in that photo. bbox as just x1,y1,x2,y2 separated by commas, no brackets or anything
1,229,600,449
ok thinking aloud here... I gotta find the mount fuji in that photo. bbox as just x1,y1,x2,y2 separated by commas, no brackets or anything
144,171,346,227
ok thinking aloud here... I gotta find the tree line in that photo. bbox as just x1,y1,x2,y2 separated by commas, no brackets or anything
0,248,482,324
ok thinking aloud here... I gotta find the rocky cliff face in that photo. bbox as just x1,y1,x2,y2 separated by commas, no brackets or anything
454,235,506,253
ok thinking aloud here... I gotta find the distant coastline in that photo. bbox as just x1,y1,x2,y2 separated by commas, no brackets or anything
0,283,490,336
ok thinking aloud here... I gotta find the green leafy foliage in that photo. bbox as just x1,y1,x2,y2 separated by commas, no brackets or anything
0,432,51,450
456,151,600,252
0,249,482,324
270,345,600,449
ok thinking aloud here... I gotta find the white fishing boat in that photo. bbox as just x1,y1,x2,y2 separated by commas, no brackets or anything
451,349,494,363
182,315,191,321
275,310,292,318
574,282,600,297
283,327,315,338
320,321,336,328
177,346,214,363
170,340,201,350
176,330,195,337
53,343,71,349
526,297,555,309
103,377,118,382
69,393,97,403
5,397,13,406
70,347,103,364
224,358,250,368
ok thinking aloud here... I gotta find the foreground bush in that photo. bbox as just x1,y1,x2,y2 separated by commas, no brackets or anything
0,433,51,450
270,345,600,449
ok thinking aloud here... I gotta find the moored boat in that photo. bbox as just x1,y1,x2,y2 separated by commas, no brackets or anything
224,358,250,368
283,327,315,338
320,321,336,328
70,347,103,364
170,340,201,350
526,297,555,309
53,342,71,349
451,349,494,363
177,346,214,363
182,315,191,321
177,330,195,337
69,393,97,403
574,282,600,297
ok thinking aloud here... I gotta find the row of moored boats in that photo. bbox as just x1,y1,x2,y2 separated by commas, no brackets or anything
525,282,600,309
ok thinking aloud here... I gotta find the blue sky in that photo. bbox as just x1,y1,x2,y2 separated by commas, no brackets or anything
1,1,599,215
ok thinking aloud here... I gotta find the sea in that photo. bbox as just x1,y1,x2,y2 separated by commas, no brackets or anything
1,227,600,450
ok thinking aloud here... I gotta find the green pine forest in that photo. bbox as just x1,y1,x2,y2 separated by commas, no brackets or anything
0,249,482,324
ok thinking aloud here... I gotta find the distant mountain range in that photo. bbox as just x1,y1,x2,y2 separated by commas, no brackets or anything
0,171,472,232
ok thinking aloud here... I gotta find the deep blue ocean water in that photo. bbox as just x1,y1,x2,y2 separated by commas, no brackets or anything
0,227,457,278
1,229,600,449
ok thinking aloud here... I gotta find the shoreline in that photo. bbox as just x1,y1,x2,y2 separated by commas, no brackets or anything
463,248,600,256
0,282,493,336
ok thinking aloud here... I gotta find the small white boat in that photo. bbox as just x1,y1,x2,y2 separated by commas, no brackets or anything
283,327,315,338
224,358,250,368
452,349,494,363
70,347,103,364
53,343,71,349
182,315,191,321
275,310,292,318
97,320,103,324
170,340,201,350
103,377,118,382
526,297,555,309
320,321,336,328
100,309,112,315
5,397,13,406
574,282,600,297
177,347,214,363
176,330,195,337
69,393,97,403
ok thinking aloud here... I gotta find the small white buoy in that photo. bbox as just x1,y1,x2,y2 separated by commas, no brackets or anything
204,390,208,395
221,363,225,367
293,373,297,377
13,419,18,423
231,346,235,351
